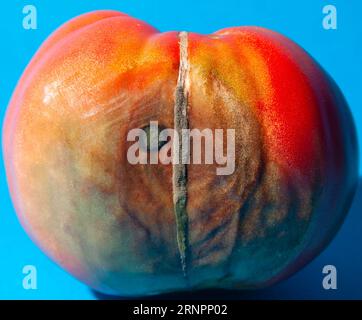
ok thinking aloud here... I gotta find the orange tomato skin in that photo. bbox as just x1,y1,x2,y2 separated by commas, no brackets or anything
3,11,358,296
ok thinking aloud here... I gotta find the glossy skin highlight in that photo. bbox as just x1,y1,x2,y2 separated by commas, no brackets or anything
3,11,358,296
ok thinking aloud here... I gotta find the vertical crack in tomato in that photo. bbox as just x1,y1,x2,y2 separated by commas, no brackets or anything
173,31,190,278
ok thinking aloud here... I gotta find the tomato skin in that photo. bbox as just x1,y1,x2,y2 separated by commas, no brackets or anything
2,11,358,296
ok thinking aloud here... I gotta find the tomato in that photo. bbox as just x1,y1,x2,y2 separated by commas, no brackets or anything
3,10,358,296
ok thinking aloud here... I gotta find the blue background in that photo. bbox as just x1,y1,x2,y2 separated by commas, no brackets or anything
0,0,361,299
